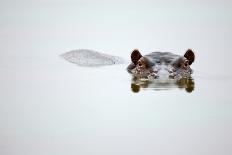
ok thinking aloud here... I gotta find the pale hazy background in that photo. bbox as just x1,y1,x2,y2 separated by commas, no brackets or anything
1,0,232,155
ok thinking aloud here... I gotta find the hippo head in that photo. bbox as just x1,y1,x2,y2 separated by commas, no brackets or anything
127,49,195,79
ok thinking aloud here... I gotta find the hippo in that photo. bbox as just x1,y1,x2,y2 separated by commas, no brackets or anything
61,48,195,92
127,49,195,79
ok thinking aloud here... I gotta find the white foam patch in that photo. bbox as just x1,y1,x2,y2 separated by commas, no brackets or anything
61,49,125,67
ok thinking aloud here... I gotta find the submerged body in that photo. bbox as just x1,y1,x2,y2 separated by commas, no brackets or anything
127,49,195,79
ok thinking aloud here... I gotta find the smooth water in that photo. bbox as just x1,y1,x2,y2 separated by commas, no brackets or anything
1,0,232,155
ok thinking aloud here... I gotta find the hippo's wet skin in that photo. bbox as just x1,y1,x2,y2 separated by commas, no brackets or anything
127,49,195,79
127,49,195,92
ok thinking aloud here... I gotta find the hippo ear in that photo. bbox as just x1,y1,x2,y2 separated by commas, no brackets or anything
131,49,142,64
184,49,195,65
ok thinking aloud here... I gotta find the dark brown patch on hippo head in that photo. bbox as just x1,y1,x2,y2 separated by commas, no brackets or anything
131,49,142,64
184,49,195,65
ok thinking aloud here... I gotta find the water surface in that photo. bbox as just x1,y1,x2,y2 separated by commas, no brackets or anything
1,0,232,155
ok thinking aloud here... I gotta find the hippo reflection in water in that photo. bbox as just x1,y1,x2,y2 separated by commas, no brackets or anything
61,49,195,93
131,76,195,93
